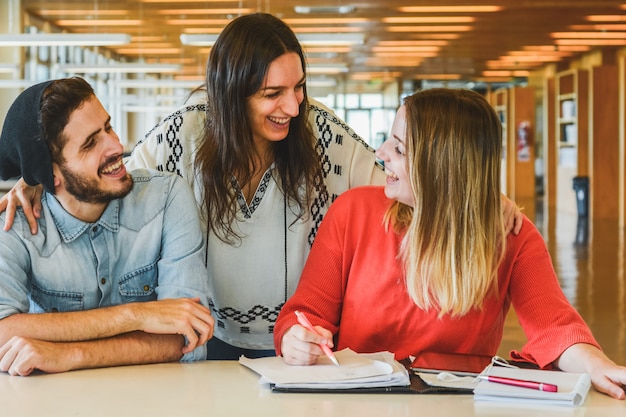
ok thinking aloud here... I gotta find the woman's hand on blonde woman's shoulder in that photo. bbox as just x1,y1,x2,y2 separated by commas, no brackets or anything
0,178,43,234
501,194,523,235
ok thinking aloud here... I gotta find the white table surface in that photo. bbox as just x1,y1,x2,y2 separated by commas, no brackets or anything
0,360,624,417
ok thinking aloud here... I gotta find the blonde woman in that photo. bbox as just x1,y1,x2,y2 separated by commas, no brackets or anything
275,88,626,400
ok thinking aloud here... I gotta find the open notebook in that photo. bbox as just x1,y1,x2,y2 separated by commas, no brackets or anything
239,349,472,394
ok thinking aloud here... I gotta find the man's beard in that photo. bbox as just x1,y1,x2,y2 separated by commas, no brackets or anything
59,164,133,204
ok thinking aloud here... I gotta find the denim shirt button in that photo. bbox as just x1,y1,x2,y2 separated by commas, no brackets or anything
143,284,150,291
92,226,98,233
101,278,106,285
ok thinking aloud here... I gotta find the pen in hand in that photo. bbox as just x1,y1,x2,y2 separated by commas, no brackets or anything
478,375,558,392
295,310,340,366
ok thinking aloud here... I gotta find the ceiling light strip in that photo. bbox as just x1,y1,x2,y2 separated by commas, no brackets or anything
55,63,181,73
180,33,365,46
397,6,501,13
298,33,364,46
156,8,253,15
294,6,356,14
387,26,473,32
53,20,143,26
37,10,129,16
552,31,626,39
382,17,476,24
113,79,202,88
0,33,131,46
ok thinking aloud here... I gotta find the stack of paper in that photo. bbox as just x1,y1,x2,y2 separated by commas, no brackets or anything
239,348,410,391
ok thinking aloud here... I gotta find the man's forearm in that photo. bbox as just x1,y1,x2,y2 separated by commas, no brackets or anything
0,304,138,345
0,331,185,376
0,297,213,354
71,331,185,369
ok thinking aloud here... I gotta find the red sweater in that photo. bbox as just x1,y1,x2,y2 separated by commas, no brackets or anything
274,186,599,368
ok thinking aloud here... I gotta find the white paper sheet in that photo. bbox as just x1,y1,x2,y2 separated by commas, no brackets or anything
239,349,410,389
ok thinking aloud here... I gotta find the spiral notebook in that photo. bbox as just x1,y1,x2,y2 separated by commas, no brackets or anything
412,355,591,406
473,366,591,407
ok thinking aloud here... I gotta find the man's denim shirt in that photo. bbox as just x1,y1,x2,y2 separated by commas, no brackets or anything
0,169,209,361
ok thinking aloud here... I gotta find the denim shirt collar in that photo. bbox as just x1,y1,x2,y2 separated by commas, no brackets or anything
44,193,120,243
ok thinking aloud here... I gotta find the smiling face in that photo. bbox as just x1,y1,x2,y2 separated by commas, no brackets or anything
375,104,414,207
246,52,305,152
53,96,132,218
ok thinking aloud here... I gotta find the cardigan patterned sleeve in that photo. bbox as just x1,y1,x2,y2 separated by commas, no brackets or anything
124,94,206,203
307,99,385,194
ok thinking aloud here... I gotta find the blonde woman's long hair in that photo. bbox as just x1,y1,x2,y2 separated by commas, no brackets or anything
390,88,506,317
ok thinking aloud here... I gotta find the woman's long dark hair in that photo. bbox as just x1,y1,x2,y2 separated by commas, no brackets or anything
196,13,320,244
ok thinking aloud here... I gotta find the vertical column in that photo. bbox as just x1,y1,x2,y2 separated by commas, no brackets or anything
544,77,556,219
621,56,626,228
590,65,619,220
0,0,22,194
511,86,536,221
0,0,23,122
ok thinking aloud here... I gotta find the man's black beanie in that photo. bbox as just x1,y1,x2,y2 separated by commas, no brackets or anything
0,80,55,193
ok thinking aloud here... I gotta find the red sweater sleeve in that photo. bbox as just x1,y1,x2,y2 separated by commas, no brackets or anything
501,220,600,368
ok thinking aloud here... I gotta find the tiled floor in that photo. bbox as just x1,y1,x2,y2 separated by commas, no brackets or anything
498,197,626,366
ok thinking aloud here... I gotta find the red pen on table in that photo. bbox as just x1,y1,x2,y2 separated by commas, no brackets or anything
478,375,558,392
295,310,340,366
